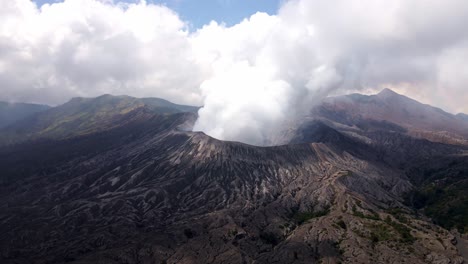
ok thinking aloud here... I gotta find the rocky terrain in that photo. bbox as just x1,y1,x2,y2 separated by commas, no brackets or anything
0,90,466,264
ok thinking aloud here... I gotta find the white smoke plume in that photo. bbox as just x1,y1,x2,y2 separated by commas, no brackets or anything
1,0,468,145
192,0,468,145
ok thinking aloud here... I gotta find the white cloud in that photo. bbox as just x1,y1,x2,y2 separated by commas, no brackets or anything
1,0,468,145
0,0,206,105
194,0,468,144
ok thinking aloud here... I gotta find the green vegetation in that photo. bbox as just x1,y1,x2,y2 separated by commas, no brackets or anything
386,207,409,224
405,162,468,234
369,223,393,243
293,206,330,224
384,217,416,244
353,208,416,245
352,205,380,220
413,186,468,233
367,219,415,244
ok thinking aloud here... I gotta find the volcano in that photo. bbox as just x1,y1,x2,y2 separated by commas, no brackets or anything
0,90,466,264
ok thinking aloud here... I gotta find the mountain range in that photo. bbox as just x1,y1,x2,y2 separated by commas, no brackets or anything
0,102,50,129
0,89,467,264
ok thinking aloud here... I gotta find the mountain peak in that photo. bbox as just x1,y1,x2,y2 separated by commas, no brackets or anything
377,88,400,97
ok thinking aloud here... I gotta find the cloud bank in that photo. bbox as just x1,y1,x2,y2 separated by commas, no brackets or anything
0,0,206,105
1,0,468,145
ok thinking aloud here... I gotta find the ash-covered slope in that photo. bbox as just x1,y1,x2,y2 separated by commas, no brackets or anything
284,89,468,238
0,96,466,263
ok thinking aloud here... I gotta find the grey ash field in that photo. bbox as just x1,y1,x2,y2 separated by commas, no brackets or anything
0,90,467,264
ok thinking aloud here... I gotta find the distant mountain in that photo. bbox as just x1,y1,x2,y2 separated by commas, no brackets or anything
310,88,468,146
457,112,468,122
0,101,50,128
0,94,198,145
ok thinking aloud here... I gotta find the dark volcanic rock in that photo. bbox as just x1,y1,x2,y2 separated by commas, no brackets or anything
0,92,466,264
0,115,463,264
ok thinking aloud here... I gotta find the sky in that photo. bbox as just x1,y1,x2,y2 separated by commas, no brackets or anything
1,0,468,145
33,0,283,29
